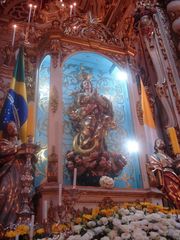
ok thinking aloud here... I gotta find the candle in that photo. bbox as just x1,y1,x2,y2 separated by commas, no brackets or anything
27,101,36,138
15,235,19,240
59,183,62,206
12,24,17,47
73,168,77,189
44,200,48,221
40,0,43,9
70,4,73,17
28,4,33,23
32,5,37,19
167,127,180,154
73,2,76,15
29,215,35,240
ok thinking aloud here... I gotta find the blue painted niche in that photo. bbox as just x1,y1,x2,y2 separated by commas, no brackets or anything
62,52,142,188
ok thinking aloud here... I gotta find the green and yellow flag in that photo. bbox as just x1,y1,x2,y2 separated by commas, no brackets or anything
0,47,28,142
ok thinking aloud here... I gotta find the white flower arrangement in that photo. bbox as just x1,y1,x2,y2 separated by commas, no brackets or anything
99,176,114,189
12,202,180,240
66,203,180,240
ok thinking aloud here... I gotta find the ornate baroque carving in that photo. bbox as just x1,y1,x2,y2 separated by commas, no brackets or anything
155,81,177,127
155,81,168,98
62,15,124,47
154,21,168,60
47,146,58,182
50,85,59,113
136,100,143,125
50,38,61,68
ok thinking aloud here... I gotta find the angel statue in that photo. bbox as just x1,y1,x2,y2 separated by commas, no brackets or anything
66,72,126,186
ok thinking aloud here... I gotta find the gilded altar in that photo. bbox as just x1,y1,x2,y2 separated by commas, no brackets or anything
0,0,180,229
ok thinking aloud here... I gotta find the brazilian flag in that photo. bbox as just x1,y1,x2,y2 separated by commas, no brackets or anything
0,47,28,142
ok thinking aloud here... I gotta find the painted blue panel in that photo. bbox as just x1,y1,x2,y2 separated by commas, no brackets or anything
35,55,51,187
62,52,142,188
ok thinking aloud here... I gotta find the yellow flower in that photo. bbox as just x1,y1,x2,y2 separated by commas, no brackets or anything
75,217,82,224
82,214,93,221
52,223,68,233
92,207,100,218
5,230,16,238
121,203,129,208
35,228,45,235
100,208,114,217
16,225,29,235
112,206,118,212
140,202,152,207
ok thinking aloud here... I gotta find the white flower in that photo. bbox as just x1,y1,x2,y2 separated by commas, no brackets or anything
146,213,162,222
104,228,111,234
67,235,81,240
87,221,96,228
167,228,174,238
159,218,171,226
121,232,131,240
159,229,168,236
131,212,144,221
140,219,149,226
81,230,95,240
73,225,82,234
99,176,114,189
57,234,65,240
118,208,129,216
168,229,180,240
129,207,136,212
121,216,130,224
108,230,117,239
66,204,180,240
99,217,108,225
174,221,180,229
113,218,122,229
119,225,131,233
108,216,114,222
158,212,166,218
97,220,103,226
100,237,110,240
93,226,106,235
149,231,160,239
132,229,148,240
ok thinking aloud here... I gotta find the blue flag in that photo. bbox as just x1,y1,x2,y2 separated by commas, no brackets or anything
0,47,28,142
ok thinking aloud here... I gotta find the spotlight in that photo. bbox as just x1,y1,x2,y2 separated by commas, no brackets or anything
116,70,128,81
126,139,139,153
111,66,128,81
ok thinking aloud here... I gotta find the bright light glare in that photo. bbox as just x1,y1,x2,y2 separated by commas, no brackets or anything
116,70,128,81
112,67,128,81
126,140,139,153
39,84,49,99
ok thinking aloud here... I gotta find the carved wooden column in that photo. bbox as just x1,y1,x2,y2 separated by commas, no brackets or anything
136,2,180,130
48,21,63,185
167,0,180,52
17,140,40,224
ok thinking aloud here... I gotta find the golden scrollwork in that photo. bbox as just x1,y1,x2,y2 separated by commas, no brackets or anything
73,133,99,155
50,86,58,113
136,100,143,125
